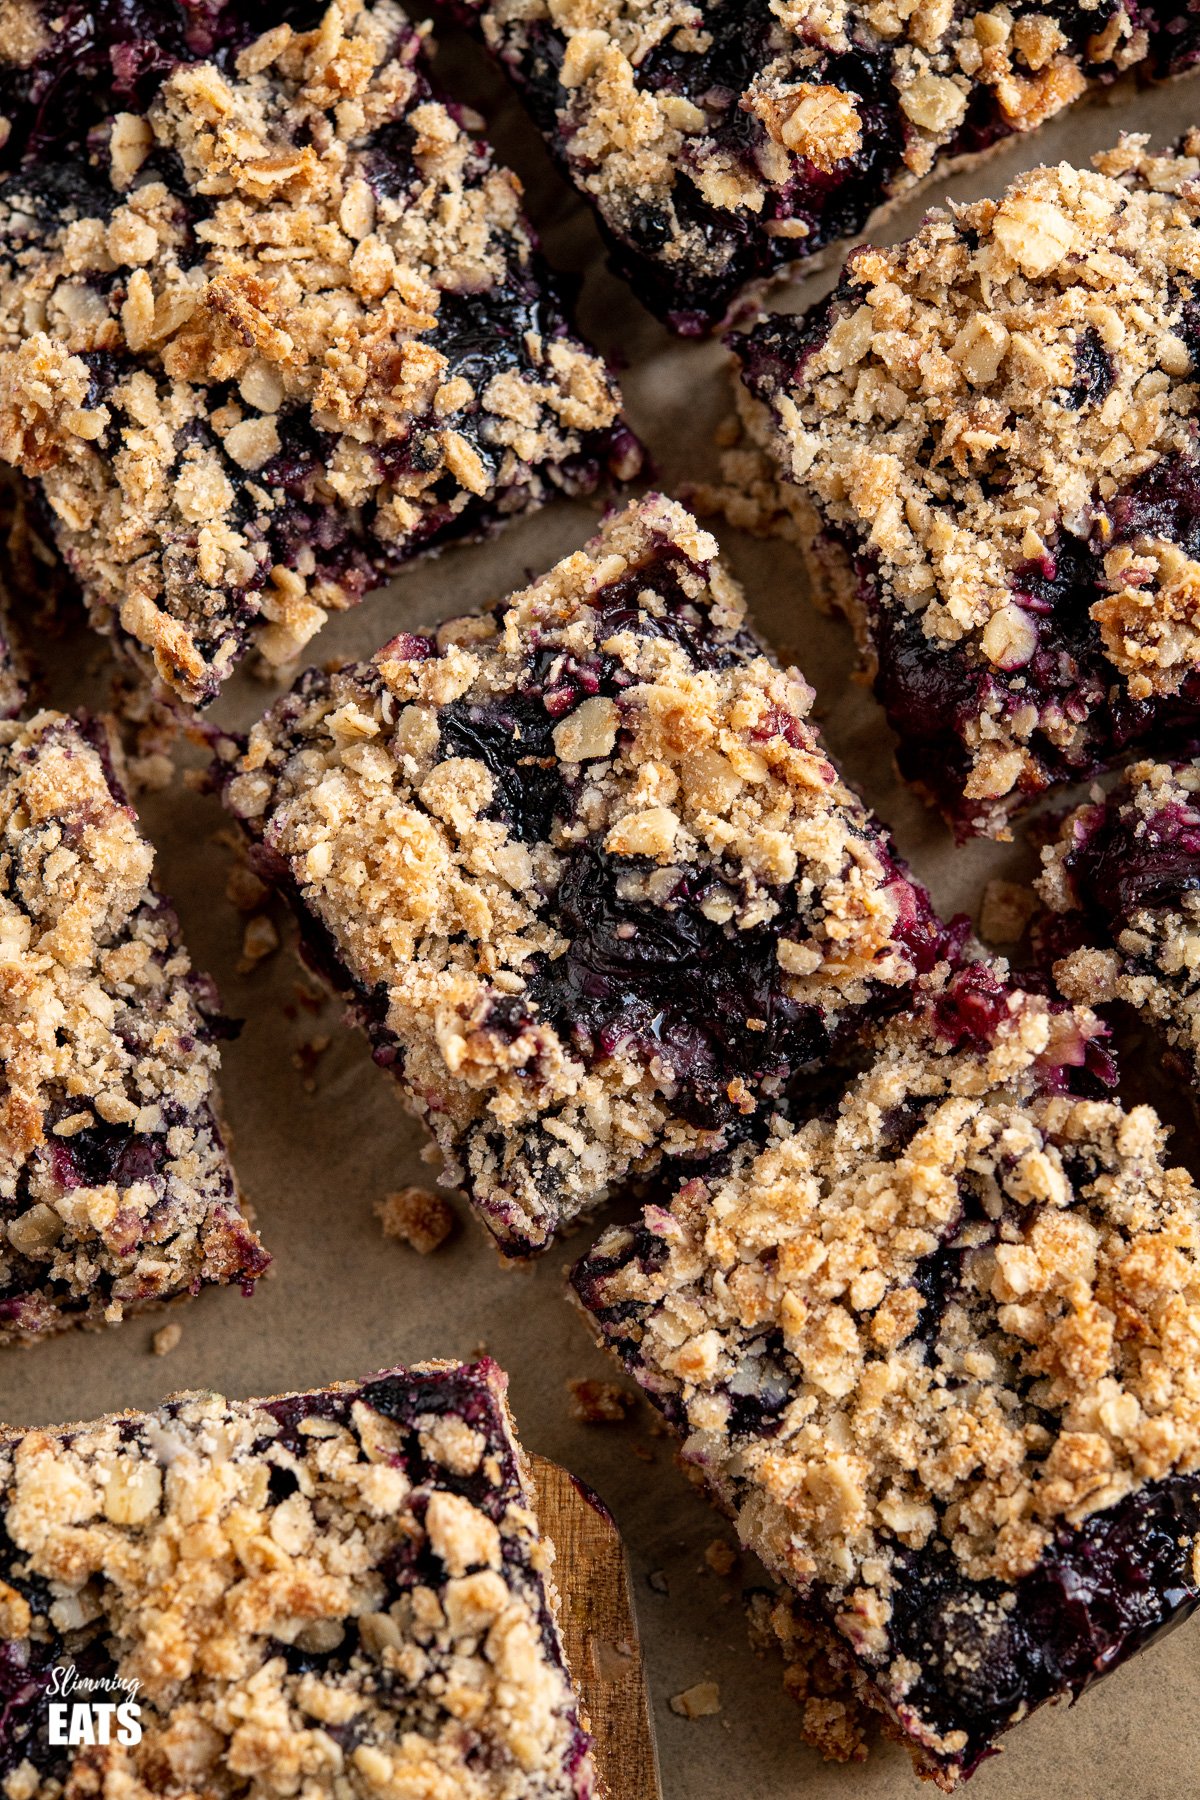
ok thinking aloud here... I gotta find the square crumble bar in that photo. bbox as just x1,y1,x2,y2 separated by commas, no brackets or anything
573,978,1200,1786
0,709,267,1344
0,1358,599,1800
734,135,1200,838
0,0,636,707
221,493,952,1255
1038,755,1200,1095
449,0,1199,335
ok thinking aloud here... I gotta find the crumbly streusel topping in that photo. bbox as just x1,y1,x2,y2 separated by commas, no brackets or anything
1041,757,1200,1084
0,710,265,1342
0,1361,595,1800
0,0,627,705
462,0,1143,306
737,136,1200,823
224,494,939,1252
575,989,1200,1610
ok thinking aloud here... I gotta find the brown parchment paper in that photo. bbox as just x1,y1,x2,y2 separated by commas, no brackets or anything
4,26,1200,1799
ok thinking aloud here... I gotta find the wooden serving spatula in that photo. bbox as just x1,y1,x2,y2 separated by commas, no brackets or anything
532,1455,663,1800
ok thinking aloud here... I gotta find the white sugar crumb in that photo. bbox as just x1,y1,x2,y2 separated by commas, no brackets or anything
671,1680,721,1719
151,1321,182,1357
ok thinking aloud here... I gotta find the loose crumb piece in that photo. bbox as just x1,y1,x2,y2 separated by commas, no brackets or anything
566,1378,633,1424
239,913,280,972
226,862,271,913
151,1320,182,1356
747,1591,872,1767
375,1185,456,1254
670,1681,721,1719
980,878,1037,944
704,1539,737,1577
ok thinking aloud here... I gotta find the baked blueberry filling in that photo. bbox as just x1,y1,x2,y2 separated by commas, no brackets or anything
450,0,1188,333
0,2,635,705
573,989,1200,1783
732,143,1200,834
0,1362,597,1796
224,495,954,1252
0,710,267,1342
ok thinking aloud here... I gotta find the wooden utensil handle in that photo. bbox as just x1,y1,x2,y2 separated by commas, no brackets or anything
531,1454,662,1800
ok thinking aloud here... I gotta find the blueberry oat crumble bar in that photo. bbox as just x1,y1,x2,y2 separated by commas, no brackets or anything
221,493,952,1255
0,1,635,707
0,1358,599,1799
735,136,1200,837
0,709,267,1344
1038,755,1200,1093
574,978,1200,1786
448,0,1198,335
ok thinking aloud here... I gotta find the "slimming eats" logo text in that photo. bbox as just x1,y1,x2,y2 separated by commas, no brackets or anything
46,1666,142,1746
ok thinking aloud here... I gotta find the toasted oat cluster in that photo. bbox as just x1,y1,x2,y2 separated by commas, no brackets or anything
0,1359,598,1800
574,976,1200,1786
735,136,1200,837
222,494,949,1254
448,0,1194,334
0,710,267,1343
1039,756,1200,1090
0,1,634,707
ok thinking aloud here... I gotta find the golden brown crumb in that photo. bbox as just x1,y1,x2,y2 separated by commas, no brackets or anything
0,2,627,705
704,1539,737,1576
0,1361,595,1796
0,710,266,1343
239,913,280,971
375,1185,457,1254
670,1680,721,1719
151,1320,182,1356
980,878,1037,944
566,1378,633,1424
226,862,271,913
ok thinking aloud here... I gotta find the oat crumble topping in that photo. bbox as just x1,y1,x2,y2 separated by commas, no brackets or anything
0,1359,597,1799
222,494,948,1254
0,709,267,1343
735,135,1200,836
574,981,1200,1781
0,0,633,705
449,0,1186,332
